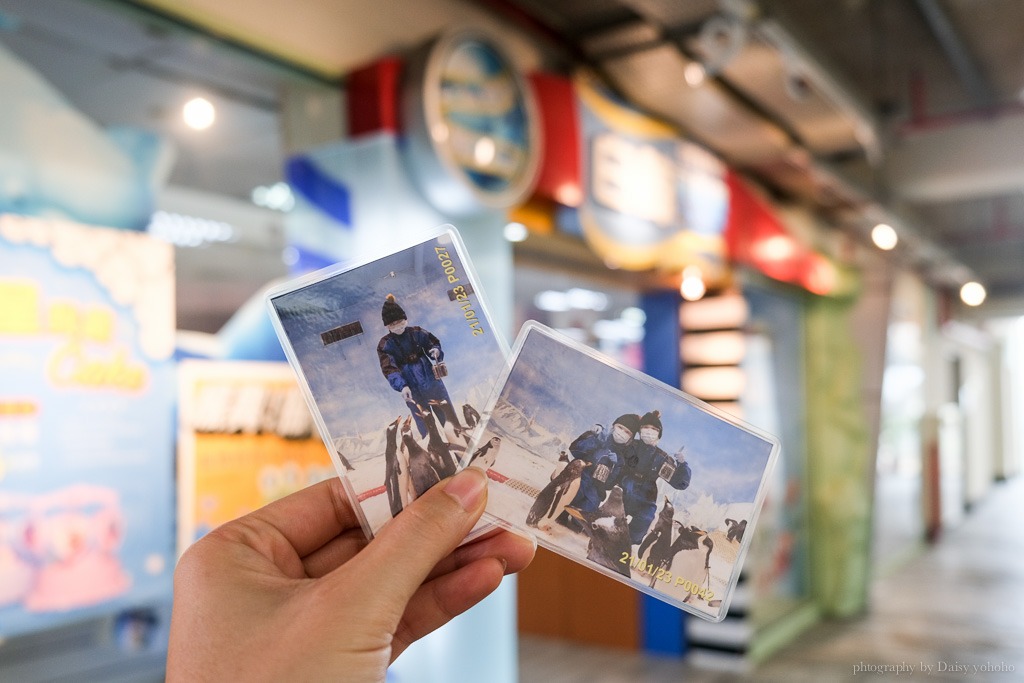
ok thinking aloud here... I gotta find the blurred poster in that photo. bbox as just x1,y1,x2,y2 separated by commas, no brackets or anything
0,214,175,638
177,360,333,555
741,286,810,620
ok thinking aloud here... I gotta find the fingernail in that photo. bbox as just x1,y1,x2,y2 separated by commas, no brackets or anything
444,467,487,511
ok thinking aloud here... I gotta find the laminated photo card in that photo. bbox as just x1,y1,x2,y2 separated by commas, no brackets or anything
468,322,780,621
266,226,507,539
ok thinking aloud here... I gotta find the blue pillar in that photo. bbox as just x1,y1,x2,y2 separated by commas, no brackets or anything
639,290,688,656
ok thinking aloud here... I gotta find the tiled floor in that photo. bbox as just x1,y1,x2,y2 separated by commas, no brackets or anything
519,475,1024,682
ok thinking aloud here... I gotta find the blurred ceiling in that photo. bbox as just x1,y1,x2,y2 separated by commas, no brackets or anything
493,0,1024,312
2,0,1024,316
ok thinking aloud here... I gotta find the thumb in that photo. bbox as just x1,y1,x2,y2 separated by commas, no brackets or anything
329,468,488,623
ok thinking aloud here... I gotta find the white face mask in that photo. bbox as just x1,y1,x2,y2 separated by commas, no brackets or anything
387,320,407,335
640,426,660,445
611,423,633,444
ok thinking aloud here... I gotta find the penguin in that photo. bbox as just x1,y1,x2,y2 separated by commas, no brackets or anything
525,458,590,531
725,518,747,543
400,416,441,497
397,428,414,506
383,417,404,518
666,522,712,597
564,486,631,578
420,407,458,479
638,496,675,565
468,436,501,470
430,400,470,453
336,449,355,472
429,399,463,430
462,403,481,430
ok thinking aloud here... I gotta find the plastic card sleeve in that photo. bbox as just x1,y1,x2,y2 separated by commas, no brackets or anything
265,224,509,540
464,322,780,622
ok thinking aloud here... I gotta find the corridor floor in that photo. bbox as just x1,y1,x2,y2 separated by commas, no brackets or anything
519,475,1024,682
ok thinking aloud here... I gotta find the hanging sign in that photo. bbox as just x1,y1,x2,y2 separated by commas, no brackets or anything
401,29,542,215
575,73,729,274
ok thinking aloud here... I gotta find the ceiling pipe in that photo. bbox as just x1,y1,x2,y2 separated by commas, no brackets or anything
913,0,997,111
754,17,881,165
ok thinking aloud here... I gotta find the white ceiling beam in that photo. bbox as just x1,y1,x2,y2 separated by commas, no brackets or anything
886,111,1024,202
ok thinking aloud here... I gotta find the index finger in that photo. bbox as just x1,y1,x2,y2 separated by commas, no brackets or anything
246,477,362,558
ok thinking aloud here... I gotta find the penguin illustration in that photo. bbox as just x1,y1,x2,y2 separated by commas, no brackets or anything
725,518,747,543
468,436,502,470
525,458,590,531
420,407,458,479
462,403,481,429
400,416,441,497
564,486,631,578
638,496,675,564
667,522,712,598
383,417,404,518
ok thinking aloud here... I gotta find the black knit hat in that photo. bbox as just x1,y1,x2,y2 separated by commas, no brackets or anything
613,413,641,436
640,410,662,437
382,294,407,326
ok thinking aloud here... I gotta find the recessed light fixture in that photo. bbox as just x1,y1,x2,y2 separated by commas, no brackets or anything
147,210,233,247
871,223,898,250
684,62,706,87
680,265,707,302
503,222,529,242
183,97,215,130
960,281,986,306
252,182,295,212
534,287,609,312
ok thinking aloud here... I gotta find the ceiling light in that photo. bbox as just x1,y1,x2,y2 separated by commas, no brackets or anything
680,266,707,302
474,136,496,166
252,183,295,212
503,222,529,242
535,291,570,312
871,223,898,250
753,235,797,262
566,288,608,311
620,307,646,327
147,210,233,247
684,62,706,87
960,281,986,307
183,97,215,130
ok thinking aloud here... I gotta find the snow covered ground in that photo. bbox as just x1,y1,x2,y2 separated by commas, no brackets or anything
476,402,744,619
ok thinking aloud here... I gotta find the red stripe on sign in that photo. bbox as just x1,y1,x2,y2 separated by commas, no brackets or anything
357,486,386,502
486,469,507,483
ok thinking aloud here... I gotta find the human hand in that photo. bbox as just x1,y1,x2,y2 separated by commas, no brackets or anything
429,348,441,361
167,468,534,682
401,386,412,401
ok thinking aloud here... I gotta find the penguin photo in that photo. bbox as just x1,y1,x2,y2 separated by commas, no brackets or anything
725,518,747,543
525,458,590,531
400,416,441,497
383,417,404,518
638,496,675,564
468,436,502,470
429,399,470,454
335,449,355,472
462,403,481,430
667,522,713,598
421,407,458,479
564,486,632,578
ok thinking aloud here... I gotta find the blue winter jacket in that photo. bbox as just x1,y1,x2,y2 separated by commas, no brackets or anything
377,326,445,394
